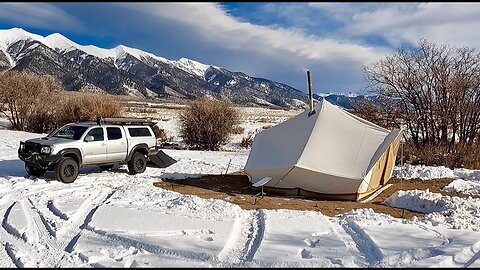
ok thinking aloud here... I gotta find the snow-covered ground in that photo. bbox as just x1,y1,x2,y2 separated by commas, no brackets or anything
393,164,480,196
1,119,480,267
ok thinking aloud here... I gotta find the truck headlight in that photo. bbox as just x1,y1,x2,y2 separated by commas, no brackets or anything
19,142,24,150
40,146,52,154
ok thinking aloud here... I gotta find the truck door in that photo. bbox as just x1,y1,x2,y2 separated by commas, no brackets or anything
106,127,128,162
82,127,107,164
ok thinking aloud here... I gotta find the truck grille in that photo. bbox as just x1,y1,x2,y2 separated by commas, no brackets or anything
23,142,41,154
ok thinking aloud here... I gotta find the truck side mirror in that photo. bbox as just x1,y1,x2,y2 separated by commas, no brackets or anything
84,135,94,142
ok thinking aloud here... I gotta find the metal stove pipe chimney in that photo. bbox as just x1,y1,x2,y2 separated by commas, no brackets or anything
306,70,314,114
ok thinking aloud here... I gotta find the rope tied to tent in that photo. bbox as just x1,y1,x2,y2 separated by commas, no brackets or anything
224,148,246,175
272,166,296,188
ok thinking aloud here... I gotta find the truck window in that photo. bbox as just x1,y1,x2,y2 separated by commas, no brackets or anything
128,127,152,137
107,127,123,140
50,125,88,140
86,128,104,141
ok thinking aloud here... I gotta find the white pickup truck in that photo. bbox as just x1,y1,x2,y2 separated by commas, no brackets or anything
18,118,160,183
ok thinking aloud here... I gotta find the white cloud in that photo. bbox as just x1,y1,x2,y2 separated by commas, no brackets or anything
123,3,388,66
311,3,480,49
4,2,480,93
0,3,80,30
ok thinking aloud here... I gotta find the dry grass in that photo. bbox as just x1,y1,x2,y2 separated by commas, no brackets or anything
402,142,480,169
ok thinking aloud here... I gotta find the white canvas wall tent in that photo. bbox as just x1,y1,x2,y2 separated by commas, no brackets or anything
244,98,403,201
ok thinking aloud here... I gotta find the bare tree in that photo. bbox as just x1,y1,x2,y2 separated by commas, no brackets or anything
0,71,63,132
56,91,122,126
363,39,480,152
0,71,122,133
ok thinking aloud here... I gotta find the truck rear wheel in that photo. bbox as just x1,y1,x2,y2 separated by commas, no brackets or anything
128,151,147,175
25,164,47,177
55,157,79,183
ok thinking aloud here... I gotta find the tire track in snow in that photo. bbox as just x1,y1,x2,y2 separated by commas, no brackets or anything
417,224,450,245
46,200,68,220
340,218,383,266
381,224,450,267
0,243,16,267
217,210,249,264
439,239,480,268
19,198,61,267
15,188,115,267
61,189,117,254
39,187,116,266
0,201,45,267
1,202,25,241
0,230,32,267
464,244,480,268
243,209,266,263
84,226,215,263
0,179,102,267
324,217,366,267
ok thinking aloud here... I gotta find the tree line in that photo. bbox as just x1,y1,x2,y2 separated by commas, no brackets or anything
0,71,121,133
353,39,480,168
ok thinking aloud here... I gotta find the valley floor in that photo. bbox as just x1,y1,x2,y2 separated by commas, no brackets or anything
1,126,480,267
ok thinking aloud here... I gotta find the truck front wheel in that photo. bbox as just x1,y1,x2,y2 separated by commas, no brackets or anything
55,157,79,183
128,152,147,175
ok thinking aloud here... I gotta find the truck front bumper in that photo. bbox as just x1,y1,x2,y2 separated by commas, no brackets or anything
18,150,63,170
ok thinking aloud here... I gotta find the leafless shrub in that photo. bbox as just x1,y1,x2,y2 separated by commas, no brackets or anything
179,96,239,151
56,92,122,126
151,125,170,145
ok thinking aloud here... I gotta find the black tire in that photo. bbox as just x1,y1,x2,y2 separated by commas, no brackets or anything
99,165,114,171
25,164,47,177
54,157,79,183
127,152,147,175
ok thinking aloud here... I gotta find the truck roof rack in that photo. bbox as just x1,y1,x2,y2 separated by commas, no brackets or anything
96,117,156,126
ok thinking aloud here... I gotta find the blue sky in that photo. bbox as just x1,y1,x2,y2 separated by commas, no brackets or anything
0,2,479,94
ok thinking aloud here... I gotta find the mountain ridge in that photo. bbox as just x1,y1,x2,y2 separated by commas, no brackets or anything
0,27,370,109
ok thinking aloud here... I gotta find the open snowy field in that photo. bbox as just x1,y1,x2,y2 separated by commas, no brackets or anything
123,101,301,151
1,114,480,267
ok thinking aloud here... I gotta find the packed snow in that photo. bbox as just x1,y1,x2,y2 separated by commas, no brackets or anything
1,124,480,267
394,164,480,196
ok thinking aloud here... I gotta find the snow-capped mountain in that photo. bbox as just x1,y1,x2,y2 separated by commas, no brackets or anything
313,92,377,110
0,28,368,109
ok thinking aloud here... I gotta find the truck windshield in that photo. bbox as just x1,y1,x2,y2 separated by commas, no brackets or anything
50,125,88,140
